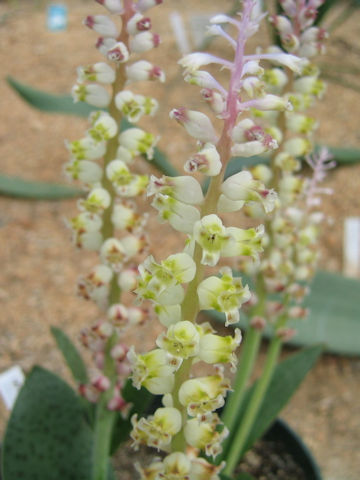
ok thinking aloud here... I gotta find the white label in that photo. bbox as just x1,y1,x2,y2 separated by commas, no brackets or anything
0,366,25,410
343,217,360,278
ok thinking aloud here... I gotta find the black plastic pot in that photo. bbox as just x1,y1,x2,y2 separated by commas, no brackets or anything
264,418,322,480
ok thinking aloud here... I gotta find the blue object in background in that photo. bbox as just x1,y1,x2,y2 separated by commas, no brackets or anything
47,4,68,32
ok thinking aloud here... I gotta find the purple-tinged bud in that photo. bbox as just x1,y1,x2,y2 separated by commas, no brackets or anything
170,107,217,143
92,375,111,392
94,352,105,370
136,0,163,13
250,316,266,331
84,15,119,37
276,327,297,342
100,238,126,269
95,0,124,14
128,306,148,325
288,306,309,319
200,88,226,115
107,390,128,412
129,31,160,53
111,344,129,361
127,13,151,35
108,303,129,327
126,60,165,83
92,321,114,339
107,42,130,63
269,15,293,36
78,384,99,403
96,36,116,56
185,143,221,176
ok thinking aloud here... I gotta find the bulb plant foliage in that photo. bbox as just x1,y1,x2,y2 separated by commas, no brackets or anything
3,1,333,480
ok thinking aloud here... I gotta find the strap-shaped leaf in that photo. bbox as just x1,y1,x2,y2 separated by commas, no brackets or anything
51,326,88,385
7,75,98,117
0,174,83,200
222,345,323,461
2,366,93,480
243,345,323,452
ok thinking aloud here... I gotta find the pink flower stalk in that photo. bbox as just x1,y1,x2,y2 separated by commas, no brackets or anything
305,147,335,207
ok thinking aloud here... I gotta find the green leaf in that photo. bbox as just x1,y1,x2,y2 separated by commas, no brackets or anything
0,174,83,200
322,145,360,165
207,270,360,356
50,326,88,385
243,345,323,452
2,366,93,480
220,474,255,480
7,75,99,117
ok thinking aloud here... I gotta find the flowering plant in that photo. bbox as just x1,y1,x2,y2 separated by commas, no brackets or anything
2,1,333,479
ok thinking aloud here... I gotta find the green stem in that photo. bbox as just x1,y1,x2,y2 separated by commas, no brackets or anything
92,334,118,480
223,335,282,476
220,274,266,461
92,399,117,480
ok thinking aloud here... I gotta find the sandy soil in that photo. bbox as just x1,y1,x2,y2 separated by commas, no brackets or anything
0,1,359,479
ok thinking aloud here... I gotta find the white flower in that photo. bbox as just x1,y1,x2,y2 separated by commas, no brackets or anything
156,321,200,359
127,13,152,35
127,347,180,394
184,416,228,459
79,187,111,214
129,31,160,53
198,329,242,371
119,128,157,159
221,170,277,213
151,194,200,234
126,60,165,83
107,42,130,64
198,268,251,325
88,113,118,142
148,175,204,205
66,137,106,161
170,108,218,143
72,83,111,108
185,143,222,176
83,15,119,37
77,62,115,84
95,0,123,14
64,160,103,185
193,214,230,267
131,407,182,451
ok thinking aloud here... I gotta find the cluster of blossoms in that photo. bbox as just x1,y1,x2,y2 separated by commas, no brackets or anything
129,2,314,478
65,0,165,411
234,0,333,340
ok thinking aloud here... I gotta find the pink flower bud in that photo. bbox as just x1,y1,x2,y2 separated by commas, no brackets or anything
169,108,217,143
96,36,116,56
126,60,165,83
95,0,124,14
92,374,111,392
78,384,99,403
108,303,129,327
250,316,266,331
128,306,148,325
84,15,119,38
129,31,160,53
136,0,163,13
107,42,130,63
276,327,297,341
111,344,129,361
127,13,151,35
